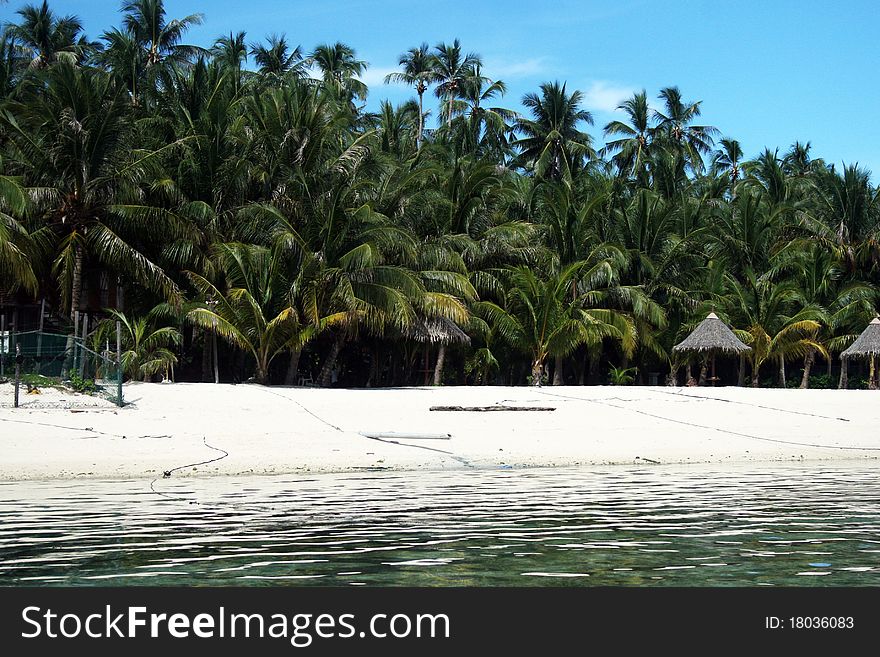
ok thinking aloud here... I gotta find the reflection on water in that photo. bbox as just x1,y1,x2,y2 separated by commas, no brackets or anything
1,464,879,586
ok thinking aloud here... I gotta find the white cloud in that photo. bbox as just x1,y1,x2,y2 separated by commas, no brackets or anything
358,66,403,88
582,81,637,113
484,57,549,79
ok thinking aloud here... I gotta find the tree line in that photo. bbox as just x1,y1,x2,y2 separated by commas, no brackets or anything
1,0,878,388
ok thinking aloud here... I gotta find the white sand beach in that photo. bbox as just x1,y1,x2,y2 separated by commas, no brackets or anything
1,382,879,481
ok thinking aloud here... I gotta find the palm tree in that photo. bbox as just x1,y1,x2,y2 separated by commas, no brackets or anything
603,90,652,178
309,42,367,103
513,81,594,184
432,39,479,128
1,63,181,318
185,243,340,385
727,270,826,387
450,63,515,158
385,43,435,148
250,34,304,81
0,171,37,293
121,0,204,67
211,31,247,92
652,86,717,175
712,138,744,194
7,0,90,68
476,262,629,385
95,308,181,381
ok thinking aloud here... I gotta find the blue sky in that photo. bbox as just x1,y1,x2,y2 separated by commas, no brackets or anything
3,0,878,177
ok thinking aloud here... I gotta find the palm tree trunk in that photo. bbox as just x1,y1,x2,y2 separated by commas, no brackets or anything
686,363,696,386
698,359,708,386
838,358,848,389
666,364,679,386
318,333,344,387
552,354,564,385
751,360,760,387
737,354,746,387
70,244,83,321
417,90,424,148
212,332,219,384
778,357,786,388
800,348,815,389
201,331,212,382
530,358,544,386
284,347,302,386
870,356,877,391
433,344,446,386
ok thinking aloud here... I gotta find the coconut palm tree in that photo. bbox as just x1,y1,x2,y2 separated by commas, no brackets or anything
309,42,368,103
513,81,594,184
476,261,631,385
432,39,479,128
95,307,181,381
385,43,435,148
250,34,304,82
603,90,652,178
1,63,181,318
0,170,37,293
121,0,204,68
7,1,94,68
652,86,717,175
712,138,744,194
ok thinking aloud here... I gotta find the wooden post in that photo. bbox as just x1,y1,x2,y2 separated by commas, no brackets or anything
711,354,717,387
1,311,5,379
79,313,88,379
14,343,21,408
116,320,123,407
35,298,45,375
69,310,80,377
838,357,848,389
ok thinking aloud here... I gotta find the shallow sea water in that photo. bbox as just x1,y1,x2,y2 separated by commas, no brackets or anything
1,464,879,586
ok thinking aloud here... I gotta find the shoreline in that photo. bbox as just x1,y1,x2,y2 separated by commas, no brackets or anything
1,383,879,483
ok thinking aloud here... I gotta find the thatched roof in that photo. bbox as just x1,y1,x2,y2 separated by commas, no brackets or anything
672,312,751,355
403,317,470,346
841,318,880,359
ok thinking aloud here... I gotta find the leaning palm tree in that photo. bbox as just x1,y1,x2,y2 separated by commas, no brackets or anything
385,43,435,148
513,81,594,185
185,243,341,385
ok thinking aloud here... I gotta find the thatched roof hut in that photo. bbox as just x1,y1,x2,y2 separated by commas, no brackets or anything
841,318,880,360
672,312,751,356
403,317,470,346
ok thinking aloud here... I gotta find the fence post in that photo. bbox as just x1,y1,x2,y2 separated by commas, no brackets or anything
1,312,5,379
35,298,45,376
116,320,123,407
79,313,88,379
14,343,21,408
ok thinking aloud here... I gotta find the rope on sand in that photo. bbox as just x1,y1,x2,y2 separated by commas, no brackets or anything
533,388,880,453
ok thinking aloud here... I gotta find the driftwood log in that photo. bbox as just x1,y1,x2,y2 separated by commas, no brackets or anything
429,405,556,412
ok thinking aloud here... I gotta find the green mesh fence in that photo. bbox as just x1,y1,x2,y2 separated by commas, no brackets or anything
1,329,123,407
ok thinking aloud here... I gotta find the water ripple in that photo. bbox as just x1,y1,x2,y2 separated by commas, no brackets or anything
1,464,880,586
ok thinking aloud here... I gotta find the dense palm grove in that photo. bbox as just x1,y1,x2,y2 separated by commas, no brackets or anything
1,1,879,388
